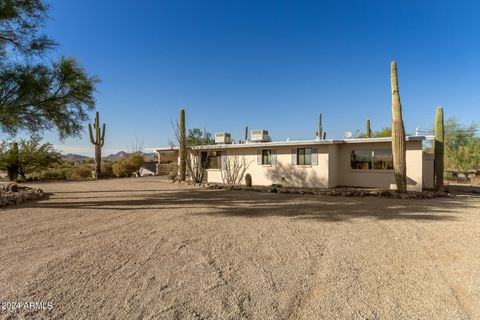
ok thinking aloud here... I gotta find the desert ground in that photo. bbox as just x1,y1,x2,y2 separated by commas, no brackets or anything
1,177,479,319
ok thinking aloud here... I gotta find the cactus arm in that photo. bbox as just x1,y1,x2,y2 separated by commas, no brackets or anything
96,113,101,142
88,123,96,144
100,123,106,147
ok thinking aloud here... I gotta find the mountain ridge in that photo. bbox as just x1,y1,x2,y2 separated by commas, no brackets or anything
61,151,157,162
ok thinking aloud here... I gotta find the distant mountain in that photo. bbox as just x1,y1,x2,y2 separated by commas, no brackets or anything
142,152,158,162
103,151,157,162
103,151,129,161
62,153,92,163
61,151,157,163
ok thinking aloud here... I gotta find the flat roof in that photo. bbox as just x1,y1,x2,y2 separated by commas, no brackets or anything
149,135,433,152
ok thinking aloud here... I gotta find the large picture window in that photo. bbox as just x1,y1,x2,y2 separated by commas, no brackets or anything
351,150,393,170
297,148,312,165
373,150,394,170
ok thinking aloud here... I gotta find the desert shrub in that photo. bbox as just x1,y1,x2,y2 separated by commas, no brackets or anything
70,164,94,180
168,171,177,180
100,161,115,178
42,169,68,180
128,154,145,176
112,154,145,177
112,160,136,177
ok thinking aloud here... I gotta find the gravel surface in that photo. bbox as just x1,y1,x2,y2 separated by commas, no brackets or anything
1,177,479,319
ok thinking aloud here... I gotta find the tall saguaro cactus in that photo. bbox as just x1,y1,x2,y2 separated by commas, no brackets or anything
390,61,407,192
317,113,323,140
88,112,106,178
179,108,187,182
435,106,444,191
366,119,372,138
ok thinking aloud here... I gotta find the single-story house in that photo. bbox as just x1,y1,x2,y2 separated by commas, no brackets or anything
153,134,435,191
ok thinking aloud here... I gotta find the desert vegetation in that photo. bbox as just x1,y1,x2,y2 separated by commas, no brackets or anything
0,0,100,184
0,137,147,182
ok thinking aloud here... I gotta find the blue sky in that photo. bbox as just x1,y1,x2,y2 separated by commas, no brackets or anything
42,0,480,156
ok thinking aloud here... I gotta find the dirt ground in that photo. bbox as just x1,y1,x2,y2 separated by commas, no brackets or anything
1,177,479,319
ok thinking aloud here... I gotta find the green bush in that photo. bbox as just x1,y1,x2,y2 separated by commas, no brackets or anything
112,154,145,177
42,169,68,180
112,160,136,177
70,164,94,180
100,161,115,178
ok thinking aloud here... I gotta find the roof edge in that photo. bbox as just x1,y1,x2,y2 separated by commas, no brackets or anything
149,135,430,152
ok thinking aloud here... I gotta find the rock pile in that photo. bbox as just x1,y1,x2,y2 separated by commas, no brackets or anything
0,183,44,207
203,183,449,200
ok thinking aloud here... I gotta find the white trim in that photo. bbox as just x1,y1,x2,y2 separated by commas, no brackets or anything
150,135,431,152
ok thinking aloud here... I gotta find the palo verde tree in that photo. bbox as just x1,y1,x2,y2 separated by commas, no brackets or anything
186,128,214,146
0,136,61,181
442,118,480,173
0,0,98,139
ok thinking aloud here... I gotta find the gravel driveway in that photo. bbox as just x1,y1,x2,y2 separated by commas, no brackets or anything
1,177,479,319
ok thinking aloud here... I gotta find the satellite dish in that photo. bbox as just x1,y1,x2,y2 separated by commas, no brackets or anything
343,131,353,139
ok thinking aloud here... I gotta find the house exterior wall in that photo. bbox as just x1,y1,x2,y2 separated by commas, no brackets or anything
327,144,339,188
335,140,423,191
205,145,330,188
189,139,426,191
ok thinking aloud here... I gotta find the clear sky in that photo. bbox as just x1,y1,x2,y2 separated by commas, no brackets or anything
42,0,480,156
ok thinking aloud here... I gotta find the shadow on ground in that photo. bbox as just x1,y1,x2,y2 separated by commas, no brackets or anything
447,184,480,197
17,186,476,222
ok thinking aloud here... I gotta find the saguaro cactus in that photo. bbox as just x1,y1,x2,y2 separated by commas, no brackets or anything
435,106,444,191
366,119,372,138
179,108,187,182
88,112,106,178
390,61,407,192
317,113,323,140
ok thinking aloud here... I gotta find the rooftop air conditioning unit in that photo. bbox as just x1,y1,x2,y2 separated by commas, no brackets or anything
215,132,232,144
251,129,270,142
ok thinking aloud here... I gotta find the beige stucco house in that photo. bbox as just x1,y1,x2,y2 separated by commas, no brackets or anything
154,135,435,191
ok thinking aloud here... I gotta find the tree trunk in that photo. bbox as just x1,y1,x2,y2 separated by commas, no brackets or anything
95,144,102,178
6,165,18,181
